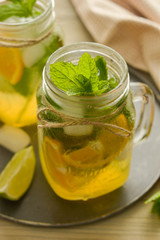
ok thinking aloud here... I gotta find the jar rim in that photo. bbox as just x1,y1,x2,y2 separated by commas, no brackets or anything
44,42,129,105
0,0,54,27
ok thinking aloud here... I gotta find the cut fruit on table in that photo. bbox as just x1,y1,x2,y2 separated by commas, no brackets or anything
0,125,30,152
0,47,23,85
0,146,36,201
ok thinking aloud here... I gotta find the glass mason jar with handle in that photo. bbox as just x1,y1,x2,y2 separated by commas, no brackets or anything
0,0,63,127
37,42,154,201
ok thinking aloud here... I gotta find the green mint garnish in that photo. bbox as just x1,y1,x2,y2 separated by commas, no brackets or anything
0,0,41,21
108,77,119,90
50,62,83,92
94,56,108,80
77,53,98,94
49,53,118,96
145,190,160,217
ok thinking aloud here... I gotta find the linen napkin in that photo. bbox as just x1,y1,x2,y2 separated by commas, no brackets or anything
71,0,160,91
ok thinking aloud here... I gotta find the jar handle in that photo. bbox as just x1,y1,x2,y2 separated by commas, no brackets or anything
130,82,154,144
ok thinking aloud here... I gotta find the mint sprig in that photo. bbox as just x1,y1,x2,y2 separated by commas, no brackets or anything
49,53,118,96
0,0,41,21
145,190,160,217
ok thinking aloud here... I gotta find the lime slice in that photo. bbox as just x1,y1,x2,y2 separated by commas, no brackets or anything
0,146,36,201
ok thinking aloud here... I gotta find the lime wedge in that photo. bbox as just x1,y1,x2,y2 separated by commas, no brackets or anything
0,146,36,201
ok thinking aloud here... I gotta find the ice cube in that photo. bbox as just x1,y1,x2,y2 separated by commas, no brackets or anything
64,125,93,136
22,43,45,68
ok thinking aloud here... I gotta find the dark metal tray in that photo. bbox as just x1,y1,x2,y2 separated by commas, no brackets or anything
0,67,160,227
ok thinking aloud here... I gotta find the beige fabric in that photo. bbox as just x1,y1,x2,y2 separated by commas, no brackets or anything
71,0,160,90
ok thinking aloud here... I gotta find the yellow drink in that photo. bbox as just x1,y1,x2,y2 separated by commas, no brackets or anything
0,0,63,127
38,113,133,200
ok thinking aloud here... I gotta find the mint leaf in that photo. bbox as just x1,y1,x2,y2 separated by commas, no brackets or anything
78,53,92,79
75,74,92,93
0,0,41,21
94,56,108,80
26,0,36,12
49,53,118,96
50,62,84,92
151,200,160,216
98,80,109,93
0,3,28,21
66,85,84,96
108,77,118,89
78,53,98,94
145,190,160,204
145,190,160,217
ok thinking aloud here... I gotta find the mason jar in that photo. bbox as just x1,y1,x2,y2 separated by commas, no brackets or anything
0,0,63,127
37,42,154,201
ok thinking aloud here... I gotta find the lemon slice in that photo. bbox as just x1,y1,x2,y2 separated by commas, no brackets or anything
0,146,36,201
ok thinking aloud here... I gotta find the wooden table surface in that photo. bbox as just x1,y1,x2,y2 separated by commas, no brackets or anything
1,0,160,239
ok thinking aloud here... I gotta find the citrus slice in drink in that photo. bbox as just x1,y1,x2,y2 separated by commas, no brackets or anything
44,136,65,169
0,47,23,85
99,113,130,159
43,137,86,191
63,140,105,169
0,146,36,201
43,137,74,189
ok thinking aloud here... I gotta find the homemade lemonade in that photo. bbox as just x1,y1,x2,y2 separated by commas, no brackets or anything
37,43,136,201
0,0,63,127
38,112,134,200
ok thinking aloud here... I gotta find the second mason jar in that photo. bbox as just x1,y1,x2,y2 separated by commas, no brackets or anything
0,0,63,127
37,42,154,201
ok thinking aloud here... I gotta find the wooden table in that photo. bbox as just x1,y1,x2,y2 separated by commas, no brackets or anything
1,0,160,239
